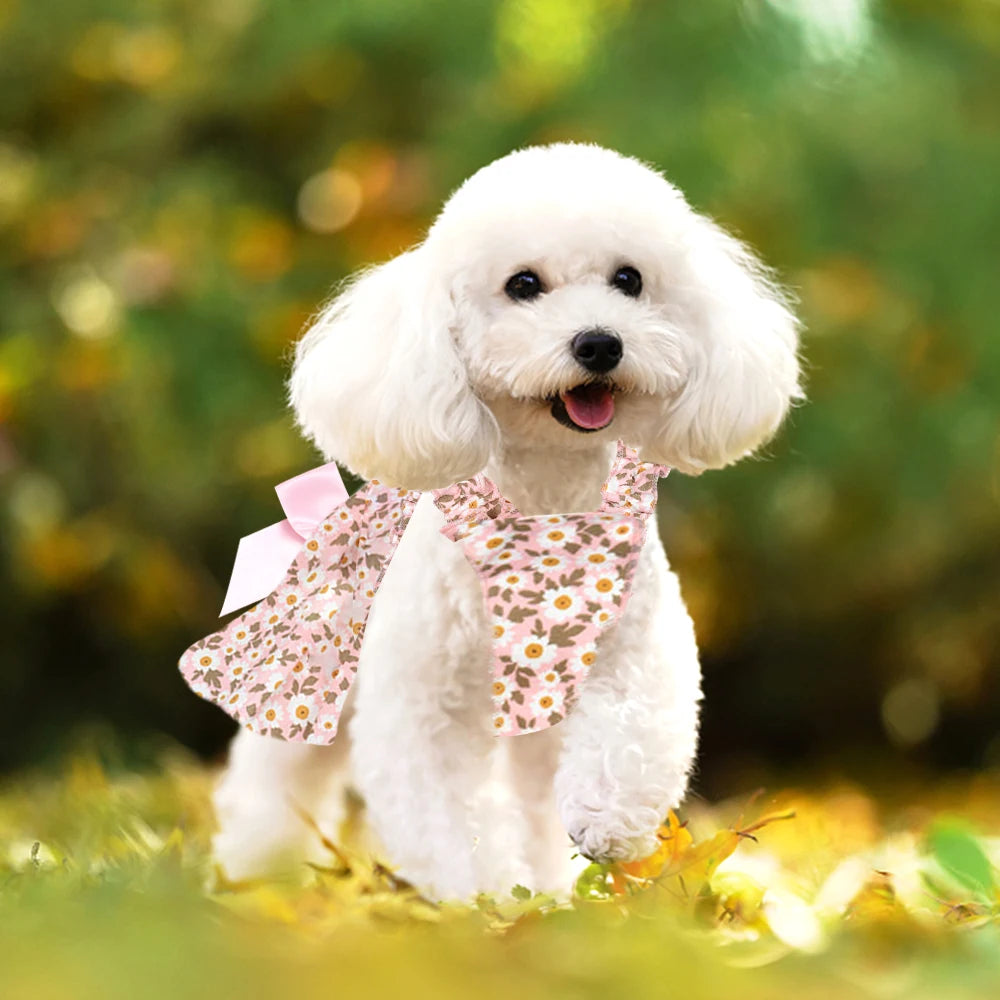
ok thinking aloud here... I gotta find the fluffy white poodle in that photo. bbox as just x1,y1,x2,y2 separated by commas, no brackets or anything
212,143,801,899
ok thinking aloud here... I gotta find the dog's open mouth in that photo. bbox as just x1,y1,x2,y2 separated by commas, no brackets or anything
551,383,616,432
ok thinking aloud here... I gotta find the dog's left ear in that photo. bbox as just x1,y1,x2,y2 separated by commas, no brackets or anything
289,245,498,489
641,216,803,474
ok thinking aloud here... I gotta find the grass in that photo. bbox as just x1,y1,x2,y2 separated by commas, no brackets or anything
3,745,1000,999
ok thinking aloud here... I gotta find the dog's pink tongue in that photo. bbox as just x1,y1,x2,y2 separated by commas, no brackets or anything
561,385,615,429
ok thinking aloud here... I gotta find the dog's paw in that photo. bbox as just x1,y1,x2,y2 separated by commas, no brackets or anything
565,815,660,865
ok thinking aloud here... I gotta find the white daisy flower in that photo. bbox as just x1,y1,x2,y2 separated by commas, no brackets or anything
546,586,580,621
470,531,507,559
314,714,339,738
189,677,212,697
591,607,614,628
531,552,566,575
257,701,287,728
225,690,247,712
539,524,578,549
587,571,624,601
231,626,253,646
608,521,635,541
580,547,612,568
274,585,302,610
574,646,599,675
492,713,514,735
193,651,217,672
263,667,286,692
490,676,513,702
287,694,314,725
510,636,557,669
530,688,564,716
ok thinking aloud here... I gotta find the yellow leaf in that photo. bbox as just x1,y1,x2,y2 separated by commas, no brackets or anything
845,871,903,923
665,829,742,889
621,810,694,879
667,809,797,891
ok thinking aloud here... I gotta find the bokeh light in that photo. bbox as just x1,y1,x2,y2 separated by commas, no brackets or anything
297,169,364,234
0,0,996,795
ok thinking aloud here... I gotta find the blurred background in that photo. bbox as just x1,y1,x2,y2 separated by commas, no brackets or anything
1,0,997,797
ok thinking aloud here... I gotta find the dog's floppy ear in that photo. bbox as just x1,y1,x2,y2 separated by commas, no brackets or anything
643,217,802,474
289,246,498,489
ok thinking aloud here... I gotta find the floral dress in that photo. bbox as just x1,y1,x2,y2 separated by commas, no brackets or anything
179,442,668,744
433,442,668,734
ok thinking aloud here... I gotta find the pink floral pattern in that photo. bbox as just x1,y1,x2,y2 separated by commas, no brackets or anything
179,480,419,744
433,442,668,734
178,442,668,744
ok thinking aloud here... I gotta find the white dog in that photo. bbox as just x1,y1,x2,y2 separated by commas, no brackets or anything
211,143,801,900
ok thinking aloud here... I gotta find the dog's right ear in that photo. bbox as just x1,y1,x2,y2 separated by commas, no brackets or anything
289,246,498,489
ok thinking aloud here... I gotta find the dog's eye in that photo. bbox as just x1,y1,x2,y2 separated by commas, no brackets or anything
611,265,642,298
504,270,543,301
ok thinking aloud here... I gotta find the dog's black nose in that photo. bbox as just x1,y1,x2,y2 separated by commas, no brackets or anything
571,329,623,373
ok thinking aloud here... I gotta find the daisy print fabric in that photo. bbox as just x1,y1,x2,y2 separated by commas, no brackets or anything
179,480,419,744
432,443,669,735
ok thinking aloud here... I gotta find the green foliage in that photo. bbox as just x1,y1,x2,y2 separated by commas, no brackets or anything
5,753,1000,998
927,820,996,903
0,0,998,781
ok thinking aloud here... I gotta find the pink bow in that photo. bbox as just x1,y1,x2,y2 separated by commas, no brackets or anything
219,462,348,615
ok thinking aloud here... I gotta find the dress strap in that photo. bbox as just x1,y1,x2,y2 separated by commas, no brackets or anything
599,441,670,517
432,474,521,541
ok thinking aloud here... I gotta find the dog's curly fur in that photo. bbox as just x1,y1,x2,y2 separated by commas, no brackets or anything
212,143,802,899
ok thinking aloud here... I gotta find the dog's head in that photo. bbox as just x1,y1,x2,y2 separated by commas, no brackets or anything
291,143,801,488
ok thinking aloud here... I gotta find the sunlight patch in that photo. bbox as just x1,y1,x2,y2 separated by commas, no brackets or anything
753,0,874,63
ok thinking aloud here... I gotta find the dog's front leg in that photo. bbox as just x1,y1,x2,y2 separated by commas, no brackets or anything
555,543,703,863
213,726,351,880
348,500,522,901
